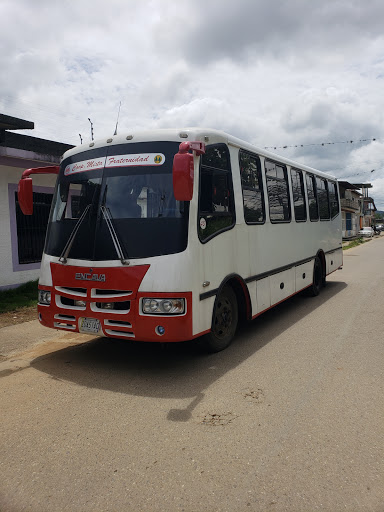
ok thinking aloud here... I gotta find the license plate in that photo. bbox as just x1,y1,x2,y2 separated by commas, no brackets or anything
79,317,101,334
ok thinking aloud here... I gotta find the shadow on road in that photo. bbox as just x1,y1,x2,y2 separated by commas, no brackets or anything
31,281,347,421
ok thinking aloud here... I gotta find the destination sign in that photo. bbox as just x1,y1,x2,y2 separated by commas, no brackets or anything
64,153,165,176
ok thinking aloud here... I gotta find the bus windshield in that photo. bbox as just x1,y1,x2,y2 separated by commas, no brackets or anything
45,141,189,260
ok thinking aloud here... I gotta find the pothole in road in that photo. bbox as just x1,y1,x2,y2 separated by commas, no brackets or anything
242,387,265,403
200,412,237,426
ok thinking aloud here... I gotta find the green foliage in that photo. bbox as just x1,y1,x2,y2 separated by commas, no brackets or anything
343,238,366,250
0,280,38,313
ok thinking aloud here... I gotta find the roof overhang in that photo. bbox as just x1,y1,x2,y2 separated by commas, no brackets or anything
0,114,34,131
338,181,361,190
352,183,372,189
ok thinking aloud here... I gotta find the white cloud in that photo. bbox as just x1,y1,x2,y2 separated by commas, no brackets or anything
1,0,384,208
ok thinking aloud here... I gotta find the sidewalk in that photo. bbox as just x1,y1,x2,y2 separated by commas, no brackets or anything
342,234,382,247
0,320,65,359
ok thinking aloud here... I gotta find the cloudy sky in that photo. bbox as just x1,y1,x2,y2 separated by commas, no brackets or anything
1,0,384,208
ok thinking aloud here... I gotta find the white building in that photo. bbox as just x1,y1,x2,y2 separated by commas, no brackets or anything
0,114,72,290
339,181,362,238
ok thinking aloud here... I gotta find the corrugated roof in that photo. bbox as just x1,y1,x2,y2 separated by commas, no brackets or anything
338,181,361,190
0,114,34,131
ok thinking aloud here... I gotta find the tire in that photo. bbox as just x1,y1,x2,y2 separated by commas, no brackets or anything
308,256,323,297
202,285,238,353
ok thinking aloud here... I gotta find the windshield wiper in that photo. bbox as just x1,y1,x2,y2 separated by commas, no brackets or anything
100,206,129,265
59,204,91,264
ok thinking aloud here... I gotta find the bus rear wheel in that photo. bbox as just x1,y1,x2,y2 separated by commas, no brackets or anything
308,256,323,296
203,285,238,353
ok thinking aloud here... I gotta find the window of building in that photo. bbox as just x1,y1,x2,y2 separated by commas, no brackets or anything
316,177,330,220
306,174,319,221
346,212,352,231
265,159,291,222
239,150,265,224
328,181,340,218
198,144,235,242
15,191,53,264
290,168,307,221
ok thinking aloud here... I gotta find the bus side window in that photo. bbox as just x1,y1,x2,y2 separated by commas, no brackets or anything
290,168,307,222
316,177,330,220
239,150,265,224
265,160,291,223
306,174,319,221
328,181,340,218
198,144,235,242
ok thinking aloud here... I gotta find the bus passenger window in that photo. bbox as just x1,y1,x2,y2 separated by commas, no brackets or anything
306,174,319,221
198,144,235,242
239,150,265,224
290,169,307,221
316,177,330,220
265,160,291,222
328,181,340,218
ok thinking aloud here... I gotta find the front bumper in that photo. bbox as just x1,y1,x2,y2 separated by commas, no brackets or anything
38,286,193,342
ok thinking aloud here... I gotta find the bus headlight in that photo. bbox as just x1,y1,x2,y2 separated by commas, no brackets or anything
142,298,185,315
38,290,51,305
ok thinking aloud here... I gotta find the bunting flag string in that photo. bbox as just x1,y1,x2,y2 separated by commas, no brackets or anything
264,138,377,150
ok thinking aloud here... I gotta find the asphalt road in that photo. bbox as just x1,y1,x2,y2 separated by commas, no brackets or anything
1,237,383,512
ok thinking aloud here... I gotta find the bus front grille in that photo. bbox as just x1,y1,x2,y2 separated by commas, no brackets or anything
54,313,76,330
103,319,135,338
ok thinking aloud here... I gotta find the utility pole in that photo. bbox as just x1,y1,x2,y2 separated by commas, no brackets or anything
88,118,94,141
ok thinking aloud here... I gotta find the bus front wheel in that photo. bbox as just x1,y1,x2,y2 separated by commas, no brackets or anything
203,285,238,353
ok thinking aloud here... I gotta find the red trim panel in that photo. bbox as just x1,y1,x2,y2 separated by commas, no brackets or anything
50,263,150,299
39,264,193,343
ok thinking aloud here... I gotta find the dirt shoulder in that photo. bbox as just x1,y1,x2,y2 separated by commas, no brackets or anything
0,306,37,329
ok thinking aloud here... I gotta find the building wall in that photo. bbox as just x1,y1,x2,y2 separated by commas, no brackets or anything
0,157,57,290
342,210,360,238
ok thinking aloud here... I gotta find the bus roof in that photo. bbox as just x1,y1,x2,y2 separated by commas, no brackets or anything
62,128,337,180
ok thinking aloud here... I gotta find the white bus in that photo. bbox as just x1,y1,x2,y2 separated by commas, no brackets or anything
18,128,342,352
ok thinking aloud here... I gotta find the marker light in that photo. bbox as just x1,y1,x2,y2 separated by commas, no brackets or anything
156,326,165,336
142,298,185,315
38,290,51,305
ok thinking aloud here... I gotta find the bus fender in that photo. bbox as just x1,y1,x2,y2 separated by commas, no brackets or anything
214,273,252,323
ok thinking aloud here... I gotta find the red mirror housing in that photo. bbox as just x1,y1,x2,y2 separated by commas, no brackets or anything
18,165,59,215
18,178,34,215
172,141,205,201
173,151,194,201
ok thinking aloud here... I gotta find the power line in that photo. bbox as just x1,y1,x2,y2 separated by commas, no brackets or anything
336,169,377,180
264,138,377,150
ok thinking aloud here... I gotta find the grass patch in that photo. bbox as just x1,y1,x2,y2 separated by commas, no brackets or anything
0,280,38,314
343,237,366,250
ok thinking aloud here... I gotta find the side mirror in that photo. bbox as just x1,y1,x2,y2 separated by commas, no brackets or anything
17,165,59,215
173,141,205,201
18,178,34,215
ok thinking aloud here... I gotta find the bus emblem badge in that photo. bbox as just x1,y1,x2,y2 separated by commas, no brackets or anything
75,273,106,282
